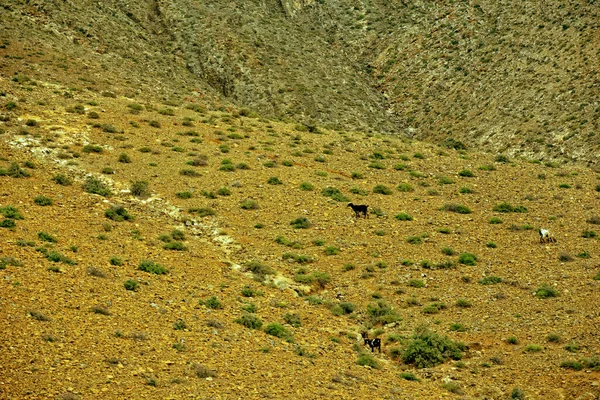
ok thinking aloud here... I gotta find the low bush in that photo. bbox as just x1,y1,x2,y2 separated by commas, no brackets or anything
84,176,112,197
402,327,464,368
493,202,527,213
458,253,477,266
441,203,471,214
264,323,293,342
535,284,559,299
395,213,413,221
34,195,53,206
105,205,134,222
138,260,168,275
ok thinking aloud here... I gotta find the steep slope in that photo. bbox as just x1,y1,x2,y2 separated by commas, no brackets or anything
1,67,600,399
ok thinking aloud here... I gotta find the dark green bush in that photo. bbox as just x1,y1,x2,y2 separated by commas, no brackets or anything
458,253,477,266
236,313,263,329
402,327,464,368
138,260,168,275
130,181,150,198
535,284,559,299
479,276,502,285
84,176,112,197
244,261,274,280
124,279,139,291
52,174,72,186
373,185,392,195
290,217,311,229
493,202,527,213
264,323,293,341
38,231,58,243
283,313,301,327
34,195,53,206
357,353,380,369
203,296,223,309
105,205,134,222
441,203,471,214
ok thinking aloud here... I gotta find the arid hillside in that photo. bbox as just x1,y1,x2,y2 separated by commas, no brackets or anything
1,56,600,399
1,0,599,165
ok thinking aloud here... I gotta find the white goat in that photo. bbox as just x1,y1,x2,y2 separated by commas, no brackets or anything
539,228,557,243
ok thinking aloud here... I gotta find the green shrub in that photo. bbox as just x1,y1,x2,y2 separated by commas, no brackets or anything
203,296,223,309
241,199,259,210
397,183,414,192
194,207,216,217
459,187,472,194
535,284,559,299
124,279,139,291
267,176,283,185
0,219,15,228
110,256,123,266
357,353,380,369
163,241,187,251
264,323,293,341
4,163,30,178
241,286,262,297
407,236,422,245
506,336,519,345
450,323,467,332
244,261,274,279
324,246,340,255
395,213,413,221
441,247,456,256
441,203,471,214
299,182,314,191
351,172,364,179
489,217,503,224
560,360,583,371
438,176,454,185
217,186,231,196
458,253,477,266
524,344,542,353
52,174,72,186
321,187,349,202
493,202,527,213
290,217,311,229
84,176,112,197
458,169,474,177
34,195,52,206
479,276,502,285
408,279,425,288
373,185,392,195
130,181,150,198
176,191,193,199
283,313,301,327
402,327,464,368
138,260,168,275
455,299,472,308
38,231,57,243
82,144,103,153
369,161,385,170
486,242,497,248
366,301,401,324
105,205,134,222
582,230,597,238
181,168,202,176
399,372,420,381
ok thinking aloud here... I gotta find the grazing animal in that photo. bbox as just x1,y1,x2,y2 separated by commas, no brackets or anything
539,228,557,243
348,202,368,218
361,332,381,353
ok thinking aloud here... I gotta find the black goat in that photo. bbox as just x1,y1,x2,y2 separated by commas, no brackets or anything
361,332,381,353
348,202,368,218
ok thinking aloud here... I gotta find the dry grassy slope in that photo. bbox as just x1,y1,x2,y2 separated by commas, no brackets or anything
1,63,600,400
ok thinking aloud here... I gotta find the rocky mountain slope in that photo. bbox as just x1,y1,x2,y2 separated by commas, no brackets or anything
2,0,599,165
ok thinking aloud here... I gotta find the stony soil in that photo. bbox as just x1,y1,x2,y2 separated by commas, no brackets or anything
1,65,600,400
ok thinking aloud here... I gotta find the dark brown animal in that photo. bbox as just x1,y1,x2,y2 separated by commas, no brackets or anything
361,332,381,353
348,203,368,218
